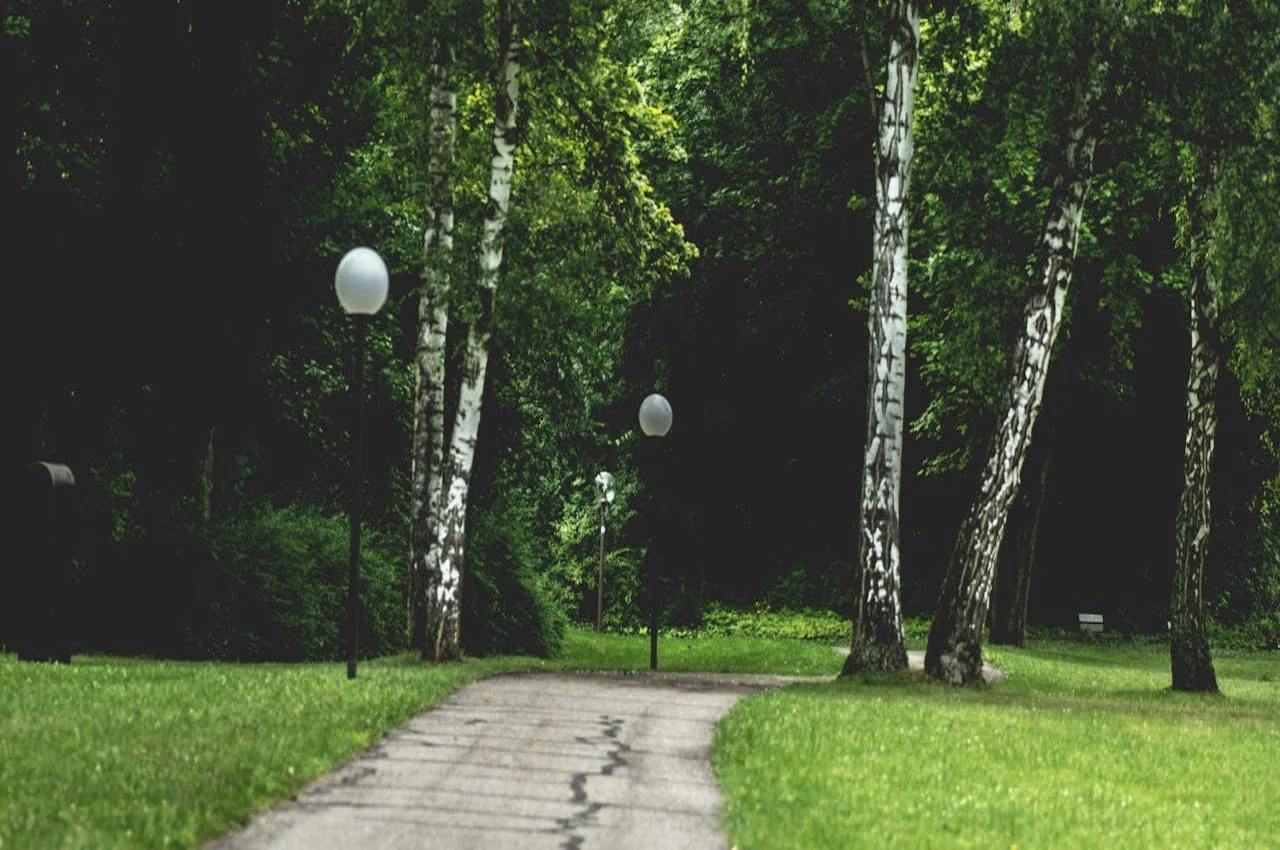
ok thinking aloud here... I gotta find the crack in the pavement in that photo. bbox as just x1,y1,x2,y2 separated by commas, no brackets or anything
339,766,377,786
554,715,629,850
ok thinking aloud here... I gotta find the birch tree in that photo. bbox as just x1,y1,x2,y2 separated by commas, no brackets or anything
843,0,918,675
1169,162,1220,692
410,30,457,657
1160,0,1280,691
430,0,522,660
925,50,1107,685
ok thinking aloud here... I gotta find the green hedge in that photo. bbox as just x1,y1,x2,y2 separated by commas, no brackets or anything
666,604,852,642
177,504,406,662
461,500,567,658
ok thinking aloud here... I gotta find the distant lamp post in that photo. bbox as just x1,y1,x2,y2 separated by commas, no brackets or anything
593,471,616,632
638,393,672,670
335,246,389,680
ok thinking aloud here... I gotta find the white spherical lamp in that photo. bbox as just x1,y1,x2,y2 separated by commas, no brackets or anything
638,394,673,437
334,247,389,315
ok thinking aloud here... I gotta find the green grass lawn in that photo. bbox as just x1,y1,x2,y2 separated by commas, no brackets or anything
9,632,1274,850
0,628,836,849
556,627,845,676
713,641,1280,850
0,652,541,850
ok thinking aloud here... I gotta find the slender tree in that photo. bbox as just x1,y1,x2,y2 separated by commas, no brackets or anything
410,28,458,658
1169,159,1220,692
431,0,522,660
925,50,1106,685
843,0,918,675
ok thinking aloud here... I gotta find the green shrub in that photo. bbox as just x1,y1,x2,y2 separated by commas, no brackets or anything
599,548,648,631
903,615,931,645
763,562,856,616
182,504,406,662
670,603,852,642
462,502,566,658
545,488,650,631
1207,614,1280,650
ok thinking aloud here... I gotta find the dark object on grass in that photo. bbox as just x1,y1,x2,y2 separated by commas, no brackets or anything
15,462,76,663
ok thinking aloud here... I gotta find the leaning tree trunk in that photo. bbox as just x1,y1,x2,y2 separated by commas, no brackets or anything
411,37,457,657
990,446,1051,647
1170,180,1220,693
843,0,918,676
924,62,1104,685
431,0,521,661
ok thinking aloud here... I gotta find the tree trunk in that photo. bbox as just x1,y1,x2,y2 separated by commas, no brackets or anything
430,0,522,662
198,425,216,524
925,61,1104,685
410,37,457,656
843,0,918,676
1170,174,1220,693
990,446,1051,647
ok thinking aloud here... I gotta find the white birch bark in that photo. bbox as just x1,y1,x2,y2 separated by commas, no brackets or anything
411,39,457,658
843,0,918,675
1170,165,1220,693
432,0,521,661
925,60,1105,685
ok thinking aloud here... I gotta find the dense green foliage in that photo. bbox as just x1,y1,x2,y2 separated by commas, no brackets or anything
180,505,407,661
714,642,1280,849
5,0,1278,660
678,604,852,643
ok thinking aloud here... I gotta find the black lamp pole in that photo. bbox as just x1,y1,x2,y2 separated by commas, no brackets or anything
638,394,671,671
649,549,659,670
647,441,660,671
597,500,607,632
347,315,367,680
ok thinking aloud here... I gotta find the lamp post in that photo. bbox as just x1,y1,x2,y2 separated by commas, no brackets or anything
593,471,616,632
335,246,389,680
638,393,672,670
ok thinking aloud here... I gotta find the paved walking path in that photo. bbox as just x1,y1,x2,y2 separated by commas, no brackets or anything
206,671,805,850
208,654,1002,850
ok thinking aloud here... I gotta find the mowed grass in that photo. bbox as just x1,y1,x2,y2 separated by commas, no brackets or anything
713,642,1280,850
556,627,845,676
0,628,837,849
0,652,542,850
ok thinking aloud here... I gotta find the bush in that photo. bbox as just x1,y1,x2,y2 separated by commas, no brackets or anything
762,561,856,616
545,488,649,632
904,616,931,645
462,501,566,658
669,603,852,642
178,504,406,661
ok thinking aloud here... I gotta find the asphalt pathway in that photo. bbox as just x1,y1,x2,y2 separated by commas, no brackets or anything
206,671,806,850
208,653,1002,850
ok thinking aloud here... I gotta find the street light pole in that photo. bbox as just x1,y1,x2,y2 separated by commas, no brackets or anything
593,471,615,633
347,315,366,680
597,499,606,632
638,394,672,671
335,246,389,681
